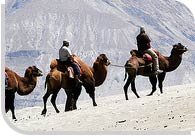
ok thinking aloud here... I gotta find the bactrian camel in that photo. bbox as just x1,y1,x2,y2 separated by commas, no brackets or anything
124,43,187,99
5,66,43,120
41,54,110,115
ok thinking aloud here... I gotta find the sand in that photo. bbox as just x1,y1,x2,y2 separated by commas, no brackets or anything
5,84,195,134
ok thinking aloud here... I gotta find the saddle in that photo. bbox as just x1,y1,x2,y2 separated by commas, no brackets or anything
130,50,153,65
56,59,82,78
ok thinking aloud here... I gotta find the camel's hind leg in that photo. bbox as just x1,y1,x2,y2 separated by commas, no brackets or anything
124,75,139,100
147,75,157,96
131,80,140,98
51,89,60,113
41,91,52,115
158,72,166,94
124,76,131,100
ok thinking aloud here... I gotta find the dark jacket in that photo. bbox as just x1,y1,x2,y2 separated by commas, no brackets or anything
136,32,151,52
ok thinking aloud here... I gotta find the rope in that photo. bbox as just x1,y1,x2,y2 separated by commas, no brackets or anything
110,63,153,68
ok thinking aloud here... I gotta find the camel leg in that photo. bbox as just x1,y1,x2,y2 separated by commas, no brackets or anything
89,91,97,106
51,89,60,113
83,83,97,106
124,75,134,100
5,93,16,120
147,75,157,96
65,90,73,111
41,91,52,115
158,72,166,94
72,85,82,110
131,80,140,98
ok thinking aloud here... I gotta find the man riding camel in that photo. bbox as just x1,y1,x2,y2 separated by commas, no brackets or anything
59,40,82,84
136,27,163,75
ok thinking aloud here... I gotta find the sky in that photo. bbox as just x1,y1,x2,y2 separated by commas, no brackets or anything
0,0,195,136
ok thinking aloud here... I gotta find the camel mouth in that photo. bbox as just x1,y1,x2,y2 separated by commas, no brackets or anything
37,70,43,76
106,60,111,66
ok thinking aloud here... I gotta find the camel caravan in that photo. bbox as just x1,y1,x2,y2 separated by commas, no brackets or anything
5,28,188,120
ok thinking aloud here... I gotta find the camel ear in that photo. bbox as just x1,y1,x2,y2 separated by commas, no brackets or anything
173,44,177,48
24,67,32,77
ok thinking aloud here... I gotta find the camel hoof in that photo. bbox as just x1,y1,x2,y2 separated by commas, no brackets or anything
56,110,60,113
12,116,17,120
41,109,47,116
93,103,97,106
147,94,153,96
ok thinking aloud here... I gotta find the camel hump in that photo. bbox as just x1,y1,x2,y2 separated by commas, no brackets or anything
130,50,142,57
5,67,11,72
50,59,58,69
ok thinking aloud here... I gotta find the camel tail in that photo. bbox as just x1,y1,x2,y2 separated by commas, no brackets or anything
45,74,50,89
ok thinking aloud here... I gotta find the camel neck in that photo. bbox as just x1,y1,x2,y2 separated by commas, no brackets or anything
17,76,37,95
166,53,182,72
93,63,107,87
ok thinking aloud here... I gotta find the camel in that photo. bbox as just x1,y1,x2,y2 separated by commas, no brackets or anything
5,66,43,120
41,54,110,115
124,43,188,100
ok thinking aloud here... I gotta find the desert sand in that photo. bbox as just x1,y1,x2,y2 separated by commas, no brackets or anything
5,84,195,134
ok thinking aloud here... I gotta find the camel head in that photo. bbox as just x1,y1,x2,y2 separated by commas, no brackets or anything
171,43,188,55
96,54,110,66
24,66,43,77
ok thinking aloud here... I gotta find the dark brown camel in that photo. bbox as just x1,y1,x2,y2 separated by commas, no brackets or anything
5,66,43,120
41,54,110,115
124,43,188,100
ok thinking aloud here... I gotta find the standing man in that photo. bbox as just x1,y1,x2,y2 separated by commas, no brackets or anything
59,40,82,84
136,27,162,74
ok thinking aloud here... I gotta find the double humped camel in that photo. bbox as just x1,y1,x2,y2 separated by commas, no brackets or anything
124,43,188,99
41,54,110,115
5,66,43,120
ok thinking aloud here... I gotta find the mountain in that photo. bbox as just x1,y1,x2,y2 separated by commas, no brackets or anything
5,0,195,109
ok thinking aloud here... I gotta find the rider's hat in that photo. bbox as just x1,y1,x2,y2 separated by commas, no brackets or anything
63,40,69,46
140,26,145,33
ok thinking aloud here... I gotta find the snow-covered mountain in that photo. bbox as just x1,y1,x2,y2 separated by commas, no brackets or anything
5,0,195,109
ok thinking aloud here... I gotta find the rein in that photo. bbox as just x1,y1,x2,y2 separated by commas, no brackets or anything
110,63,152,68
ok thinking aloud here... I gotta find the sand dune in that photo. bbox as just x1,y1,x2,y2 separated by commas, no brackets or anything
5,84,195,134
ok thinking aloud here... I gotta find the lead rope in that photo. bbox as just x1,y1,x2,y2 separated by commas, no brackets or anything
110,63,153,68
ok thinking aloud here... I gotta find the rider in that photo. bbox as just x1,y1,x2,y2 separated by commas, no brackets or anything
59,40,82,84
136,27,162,74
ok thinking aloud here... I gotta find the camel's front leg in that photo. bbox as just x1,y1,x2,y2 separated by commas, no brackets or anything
72,85,82,109
83,83,97,106
5,93,16,120
65,90,73,111
158,72,166,94
89,91,97,106
147,75,157,96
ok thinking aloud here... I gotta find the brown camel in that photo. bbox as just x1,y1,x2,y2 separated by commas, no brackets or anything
5,66,43,120
41,54,110,115
124,43,188,100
